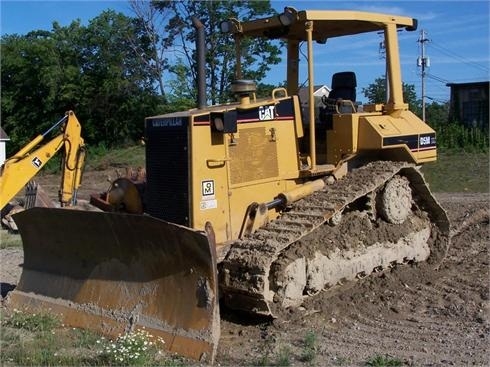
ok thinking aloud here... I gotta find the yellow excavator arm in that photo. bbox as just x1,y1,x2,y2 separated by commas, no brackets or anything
0,111,85,209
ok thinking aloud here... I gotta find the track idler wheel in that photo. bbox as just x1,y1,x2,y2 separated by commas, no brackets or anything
376,175,412,224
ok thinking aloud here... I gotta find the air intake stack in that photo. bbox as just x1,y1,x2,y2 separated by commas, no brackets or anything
231,79,256,106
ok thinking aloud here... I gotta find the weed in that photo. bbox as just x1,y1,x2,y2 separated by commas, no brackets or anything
1,310,69,366
0,309,171,366
97,328,165,366
332,355,351,365
366,354,403,366
275,345,291,366
0,229,23,249
257,353,272,366
4,309,60,332
159,355,188,366
300,331,317,363
70,328,101,349
430,121,489,153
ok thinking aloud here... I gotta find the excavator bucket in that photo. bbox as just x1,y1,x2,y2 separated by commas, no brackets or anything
8,207,220,363
24,181,56,209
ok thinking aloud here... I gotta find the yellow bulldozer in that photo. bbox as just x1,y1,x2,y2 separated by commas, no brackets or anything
7,8,449,363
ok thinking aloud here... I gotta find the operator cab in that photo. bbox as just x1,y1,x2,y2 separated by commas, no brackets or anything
220,7,432,169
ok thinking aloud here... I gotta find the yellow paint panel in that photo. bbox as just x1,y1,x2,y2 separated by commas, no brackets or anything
326,114,359,164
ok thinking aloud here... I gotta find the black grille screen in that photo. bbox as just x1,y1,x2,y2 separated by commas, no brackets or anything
145,116,189,226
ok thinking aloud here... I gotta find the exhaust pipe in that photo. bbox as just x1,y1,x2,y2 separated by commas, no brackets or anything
192,17,206,109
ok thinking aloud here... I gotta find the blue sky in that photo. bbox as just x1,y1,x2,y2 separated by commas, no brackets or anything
1,0,489,103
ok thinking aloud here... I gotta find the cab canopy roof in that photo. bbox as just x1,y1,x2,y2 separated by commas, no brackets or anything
224,8,417,41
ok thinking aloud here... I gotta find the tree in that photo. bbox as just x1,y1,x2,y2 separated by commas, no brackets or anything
1,11,162,153
151,0,282,105
163,59,196,112
362,76,420,115
129,0,170,98
425,100,449,126
79,10,162,144
1,31,62,152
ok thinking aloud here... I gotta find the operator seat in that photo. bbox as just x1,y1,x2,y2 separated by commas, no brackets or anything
322,71,358,116
329,71,357,102
320,71,357,129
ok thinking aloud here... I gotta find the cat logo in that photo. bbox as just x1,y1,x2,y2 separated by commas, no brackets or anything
258,105,275,121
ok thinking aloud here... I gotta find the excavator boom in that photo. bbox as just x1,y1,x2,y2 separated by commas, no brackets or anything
0,111,85,210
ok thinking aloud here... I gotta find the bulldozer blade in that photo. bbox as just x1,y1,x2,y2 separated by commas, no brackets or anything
8,207,220,363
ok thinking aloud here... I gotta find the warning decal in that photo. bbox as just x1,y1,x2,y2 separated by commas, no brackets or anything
200,199,218,211
201,180,215,197
32,157,42,168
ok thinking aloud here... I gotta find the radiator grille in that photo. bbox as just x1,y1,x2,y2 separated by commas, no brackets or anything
145,117,189,226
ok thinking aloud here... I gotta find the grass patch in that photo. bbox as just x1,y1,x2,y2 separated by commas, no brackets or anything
0,309,179,366
85,144,145,171
276,345,292,366
3,309,60,332
366,354,403,366
0,229,22,249
300,331,317,363
42,143,146,174
421,150,489,192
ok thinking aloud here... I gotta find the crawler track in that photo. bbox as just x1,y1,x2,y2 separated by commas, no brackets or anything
220,161,450,316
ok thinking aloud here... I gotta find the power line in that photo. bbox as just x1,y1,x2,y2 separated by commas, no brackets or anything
430,41,489,73
426,95,448,104
426,73,450,84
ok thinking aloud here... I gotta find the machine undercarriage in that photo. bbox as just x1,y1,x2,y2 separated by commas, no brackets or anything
220,161,449,316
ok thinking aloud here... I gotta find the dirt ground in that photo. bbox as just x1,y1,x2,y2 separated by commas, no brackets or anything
217,192,489,366
1,169,489,366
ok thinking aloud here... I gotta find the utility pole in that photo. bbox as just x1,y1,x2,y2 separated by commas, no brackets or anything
379,37,389,102
417,29,430,121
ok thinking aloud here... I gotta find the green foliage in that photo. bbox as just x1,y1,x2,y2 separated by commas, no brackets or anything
429,120,489,152
365,354,402,367
1,1,284,156
424,101,489,152
97,329,165,366
1,11,162,155
1,309,178,366
0,229,23,248
256,343,290,366
164,59,198,112
425,100,449,125
4,308,60,332
362,76,420,113
257,353,272,366
300,331,317,363
152,0,282,105
276,345,292,366
1,309,66,366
